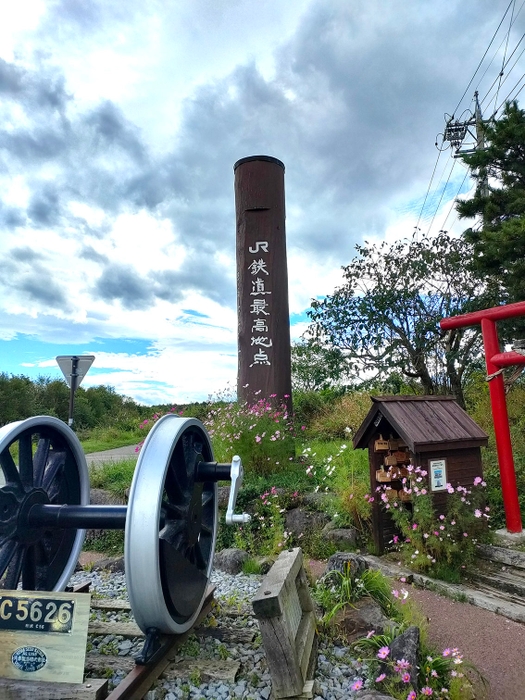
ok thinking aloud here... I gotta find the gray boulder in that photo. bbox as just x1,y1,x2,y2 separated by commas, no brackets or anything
324,552,368,578
322,527,358,550
284,507,330,538
213,548,249,574
333,597,393,643
381,625,420,690
94,556,125,573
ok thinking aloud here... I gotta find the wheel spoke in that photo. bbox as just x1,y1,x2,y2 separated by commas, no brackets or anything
160,520,186,549
0,540,17,579
0,450,21,487
193,541,206,570
202,491,213,507
22,545,36,589
161,500,186,520
3,546,24,589
36,539,50,567
19,433,34,489
33,438,51,487
42,450,66,493
201,519,213,535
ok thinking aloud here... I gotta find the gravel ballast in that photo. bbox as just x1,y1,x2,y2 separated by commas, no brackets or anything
70,567,368,699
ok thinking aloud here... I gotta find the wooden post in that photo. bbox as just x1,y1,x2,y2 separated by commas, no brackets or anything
252,548,316,699
234,155,293,414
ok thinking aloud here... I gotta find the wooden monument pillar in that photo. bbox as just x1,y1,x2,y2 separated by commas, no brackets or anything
234,155,293,412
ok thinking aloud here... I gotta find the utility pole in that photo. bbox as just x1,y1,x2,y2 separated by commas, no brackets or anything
474,91,489,197
439,91,488,161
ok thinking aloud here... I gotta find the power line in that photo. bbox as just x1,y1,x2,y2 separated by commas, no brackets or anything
438,168,471,233
425,159,458,236
495,72,525,112
414,149,443,235
451,0,515,118
494,0,517,112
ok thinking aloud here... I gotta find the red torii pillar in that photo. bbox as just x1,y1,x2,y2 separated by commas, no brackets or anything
441,301,525,533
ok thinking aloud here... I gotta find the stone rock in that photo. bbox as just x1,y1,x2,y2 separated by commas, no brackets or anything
95,556,125,573
332,597,393,643
301,492,335,510
284,507,330,539
324,552,368,578
217,486,230,508
382,625,420,689
256,556,275,575
90,488,125,505
87,489,126,541
322,527,358,550
213,548,249,574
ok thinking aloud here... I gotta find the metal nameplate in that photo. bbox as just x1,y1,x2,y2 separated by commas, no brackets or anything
0,595,75,634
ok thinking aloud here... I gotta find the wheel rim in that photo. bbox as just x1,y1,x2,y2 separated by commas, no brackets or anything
0,416,89,591
125,415,218,634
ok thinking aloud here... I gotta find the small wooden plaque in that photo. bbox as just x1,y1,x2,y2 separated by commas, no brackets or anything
0,590,90,684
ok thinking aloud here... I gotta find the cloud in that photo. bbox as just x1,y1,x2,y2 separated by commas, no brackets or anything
94,262,155,310
0,0,524,403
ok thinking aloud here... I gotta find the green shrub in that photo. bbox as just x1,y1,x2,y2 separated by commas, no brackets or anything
307,392,371,440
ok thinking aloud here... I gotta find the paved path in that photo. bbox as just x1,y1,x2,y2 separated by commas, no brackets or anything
85,443,139,466
410,586,525,700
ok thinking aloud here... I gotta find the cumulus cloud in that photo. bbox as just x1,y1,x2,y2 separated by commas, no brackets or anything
0,0,523,401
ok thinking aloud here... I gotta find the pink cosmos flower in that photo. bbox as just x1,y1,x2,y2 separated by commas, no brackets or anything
375,673,386,682
377,646,390,659
421,687,433,696
407,692,417,700
401,672,411,683
351,679,363,691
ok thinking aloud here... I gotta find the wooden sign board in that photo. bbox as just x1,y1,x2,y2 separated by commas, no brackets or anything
0,590,90,684
252,548,316,699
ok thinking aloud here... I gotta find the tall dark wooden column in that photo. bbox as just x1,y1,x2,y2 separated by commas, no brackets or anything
234,155,293,413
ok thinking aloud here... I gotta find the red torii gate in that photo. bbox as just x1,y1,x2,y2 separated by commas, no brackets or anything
440,301,525,533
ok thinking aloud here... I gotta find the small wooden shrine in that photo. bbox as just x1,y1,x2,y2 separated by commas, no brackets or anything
353,396,488,553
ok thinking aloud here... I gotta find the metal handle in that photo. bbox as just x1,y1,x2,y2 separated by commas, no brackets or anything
225,455,251,525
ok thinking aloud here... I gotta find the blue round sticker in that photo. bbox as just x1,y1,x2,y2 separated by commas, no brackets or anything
12,646,47,672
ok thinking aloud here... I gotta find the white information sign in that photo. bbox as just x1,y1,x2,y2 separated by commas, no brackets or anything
429,459,447,492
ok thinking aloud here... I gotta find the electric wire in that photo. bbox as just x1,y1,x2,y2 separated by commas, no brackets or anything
451,0,515,118
438,168,471,233
479,30,525,111
424,159,458,237
495,72,525,112
494,0,517,112
414,149,443,235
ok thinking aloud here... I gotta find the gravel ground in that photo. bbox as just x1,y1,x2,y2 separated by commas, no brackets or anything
72,568,367,700
72,563,525,699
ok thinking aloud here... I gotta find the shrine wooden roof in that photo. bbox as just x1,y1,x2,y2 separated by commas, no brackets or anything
352,396,488,453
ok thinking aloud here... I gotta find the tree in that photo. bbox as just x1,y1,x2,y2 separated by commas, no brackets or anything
291,338,351,392
456,100,525,303
0,374,35,425
307,231,498,408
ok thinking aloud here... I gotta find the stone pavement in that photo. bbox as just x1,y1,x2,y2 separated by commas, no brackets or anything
85,443,139,467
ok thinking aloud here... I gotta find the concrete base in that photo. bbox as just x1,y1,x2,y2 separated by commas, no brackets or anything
493,528,525,546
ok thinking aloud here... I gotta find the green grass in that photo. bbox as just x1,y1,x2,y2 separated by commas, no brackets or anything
89,458,137,499
79,426,143,453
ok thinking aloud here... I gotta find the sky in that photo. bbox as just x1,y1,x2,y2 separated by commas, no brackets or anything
1,0,524,405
